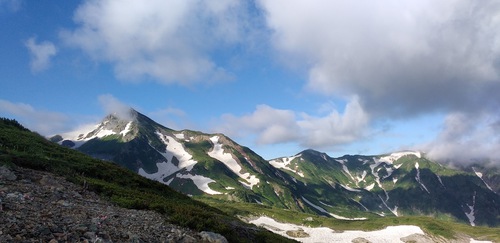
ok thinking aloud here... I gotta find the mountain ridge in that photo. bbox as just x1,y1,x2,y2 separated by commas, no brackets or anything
52,109,500,227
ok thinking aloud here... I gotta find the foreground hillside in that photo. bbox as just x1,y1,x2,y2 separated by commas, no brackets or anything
0,118,293,242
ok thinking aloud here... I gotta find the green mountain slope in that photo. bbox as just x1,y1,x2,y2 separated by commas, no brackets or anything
0,117,294,242
270,150,500,226
53,110,500,228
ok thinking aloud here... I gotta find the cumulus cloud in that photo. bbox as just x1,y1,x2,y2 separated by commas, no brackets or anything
25,37,57,72
0,99,69,135
97,94,134,121
258,0,500,117
217,104,300,144
419,112,500,165
215,98,369,149
61,0,257,85
257,0,500,161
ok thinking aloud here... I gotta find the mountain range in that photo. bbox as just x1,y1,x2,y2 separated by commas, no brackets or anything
52,109,500,227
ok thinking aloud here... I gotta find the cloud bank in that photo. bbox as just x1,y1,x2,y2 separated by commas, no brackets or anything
215,98,369,149
420,112,500,165
62,0,257,85
257,0,500,162
259,0,500,117
98,94,134,121
0,99,68,135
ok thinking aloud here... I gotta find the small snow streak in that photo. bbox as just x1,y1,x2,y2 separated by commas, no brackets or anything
464,192,476,226
414,162,430,194
472,167,495,193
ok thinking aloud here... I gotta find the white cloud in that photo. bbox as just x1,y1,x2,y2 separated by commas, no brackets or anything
61,0,257,85
217,104,300,145
0,99,68,135
97,94,134,120
419,112,500,165
215,98,369,149
297,97,369,147
25,37,57,72
258,0,500,118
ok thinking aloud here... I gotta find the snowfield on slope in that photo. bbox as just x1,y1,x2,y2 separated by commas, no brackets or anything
208,136,260,189
176,173,222,195
269,155,305,177
377,151,421,164
249,216,424,243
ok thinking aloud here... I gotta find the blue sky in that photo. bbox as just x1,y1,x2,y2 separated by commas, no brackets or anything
1,0,500,163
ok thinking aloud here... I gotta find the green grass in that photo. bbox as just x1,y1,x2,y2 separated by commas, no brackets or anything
0,117,295,243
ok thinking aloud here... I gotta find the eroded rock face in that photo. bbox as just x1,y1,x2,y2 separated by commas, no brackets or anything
0,166,225,242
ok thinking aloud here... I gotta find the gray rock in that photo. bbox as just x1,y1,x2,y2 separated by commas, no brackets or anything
286,229,309,238
352,237,371,243
199,231,228,243
400,233,434,243
0,166,17,181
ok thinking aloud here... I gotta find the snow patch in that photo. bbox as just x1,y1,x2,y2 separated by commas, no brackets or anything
340,184,361,192
436,174,445,188
319,201,333,208
138,161,179,182
269,155,304,177
356,171,367,183
415,162,430,194
176,173,222,195
208,136,260,189
365,183,375,191
174,132,185,139
301,196,330,215
470,238,493,243
302,197,365,220
225,186,235,190
464,192,476,226
379,195,398,217
472,167,494,192
378,151,421,164
329,213,367,221
165,177,174,185
119,121,132,136
249,216,423,243
156,132,197,171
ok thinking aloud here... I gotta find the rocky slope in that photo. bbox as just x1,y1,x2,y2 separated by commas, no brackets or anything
0,165,228,243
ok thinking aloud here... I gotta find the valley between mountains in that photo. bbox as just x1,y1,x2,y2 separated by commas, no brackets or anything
6,108,499,242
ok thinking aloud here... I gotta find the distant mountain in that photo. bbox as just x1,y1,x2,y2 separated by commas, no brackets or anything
53,109,500,227
270,150,500,226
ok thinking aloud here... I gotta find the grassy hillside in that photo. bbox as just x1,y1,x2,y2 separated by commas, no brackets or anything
0,118,294,243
